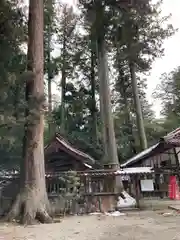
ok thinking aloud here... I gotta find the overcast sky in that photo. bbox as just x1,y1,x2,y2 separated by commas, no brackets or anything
52,0,180,118
146,0,180,117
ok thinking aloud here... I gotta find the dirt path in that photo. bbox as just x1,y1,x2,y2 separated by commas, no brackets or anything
1,211,180,240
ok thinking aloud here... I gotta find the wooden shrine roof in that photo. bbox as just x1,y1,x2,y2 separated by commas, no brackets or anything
44,133,98,169
121,127,180,168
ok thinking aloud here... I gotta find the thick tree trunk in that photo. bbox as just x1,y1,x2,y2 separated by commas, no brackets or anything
47,24,53,136
96,41,108,162
123,87,136,155
60,70,66,133
98,40,119,165
97,39,123,191
90,46,98,143
123,91,137,155
46,0,55,137
60,21,67,134
117,57,136,155
126,116,137,155
129,61,147,150
5,0,53,224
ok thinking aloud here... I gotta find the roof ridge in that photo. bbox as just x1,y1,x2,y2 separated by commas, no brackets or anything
55,133,95,164
121,126,180,168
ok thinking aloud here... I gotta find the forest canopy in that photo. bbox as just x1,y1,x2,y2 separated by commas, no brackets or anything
0,0,177,169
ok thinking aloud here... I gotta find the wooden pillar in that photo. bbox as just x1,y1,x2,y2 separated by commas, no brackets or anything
173,148,180,187
173,148,180,168
134,174,140,208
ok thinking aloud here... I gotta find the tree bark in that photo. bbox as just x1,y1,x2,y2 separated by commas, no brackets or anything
96,40,108,162
116,52,136,155
46,0,55,137
90,45,98,143
47,22,53,136
5,0,53,224
97,39,123,191
60,12,67,134
97,39,118,165
129,61,147,150
123,84,136,155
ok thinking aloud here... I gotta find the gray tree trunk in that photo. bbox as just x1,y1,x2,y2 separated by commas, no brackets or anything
60,8,68,134
47,23,53,136
90,44,98,143
97,40,118,165
97,39,123,191
129,61,147,150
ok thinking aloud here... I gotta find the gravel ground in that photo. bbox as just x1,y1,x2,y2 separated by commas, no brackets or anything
1,210,180,240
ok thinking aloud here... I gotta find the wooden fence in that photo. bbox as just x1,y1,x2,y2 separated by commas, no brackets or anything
0,169,179,214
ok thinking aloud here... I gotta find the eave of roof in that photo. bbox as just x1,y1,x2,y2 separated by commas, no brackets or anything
163,127,180,146
44,134,96,166
46,167,153,177
121,126,180,168
120,142,162,168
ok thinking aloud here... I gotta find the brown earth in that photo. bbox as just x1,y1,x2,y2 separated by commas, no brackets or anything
0,210,180,240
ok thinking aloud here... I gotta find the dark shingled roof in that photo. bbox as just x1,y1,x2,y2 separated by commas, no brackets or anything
121,127,180,168
44,133,101,169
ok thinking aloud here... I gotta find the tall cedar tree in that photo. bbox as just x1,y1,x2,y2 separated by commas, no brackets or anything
5,0,53,224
